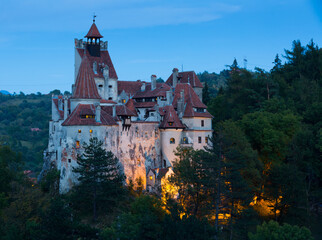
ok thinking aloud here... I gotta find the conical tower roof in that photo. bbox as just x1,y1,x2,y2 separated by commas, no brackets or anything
72,55,101,99
85,23,103,38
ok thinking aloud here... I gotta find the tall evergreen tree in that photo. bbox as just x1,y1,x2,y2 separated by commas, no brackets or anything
72,137,125,221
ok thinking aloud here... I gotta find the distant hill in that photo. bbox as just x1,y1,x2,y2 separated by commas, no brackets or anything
0,90,11,95
197,70,229,97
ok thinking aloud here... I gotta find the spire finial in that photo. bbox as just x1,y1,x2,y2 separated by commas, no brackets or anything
93,13,97,23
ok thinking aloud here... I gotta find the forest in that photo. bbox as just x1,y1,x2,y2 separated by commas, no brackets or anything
0,40,321,239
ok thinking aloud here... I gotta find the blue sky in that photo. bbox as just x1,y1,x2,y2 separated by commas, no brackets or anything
0,0,321,94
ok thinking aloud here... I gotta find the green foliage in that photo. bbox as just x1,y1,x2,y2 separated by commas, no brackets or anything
248,220,314,240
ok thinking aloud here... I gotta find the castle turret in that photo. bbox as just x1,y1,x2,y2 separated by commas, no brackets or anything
85,17,103,57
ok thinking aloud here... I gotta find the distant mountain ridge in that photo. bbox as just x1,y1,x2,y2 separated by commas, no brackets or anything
0,90,11,95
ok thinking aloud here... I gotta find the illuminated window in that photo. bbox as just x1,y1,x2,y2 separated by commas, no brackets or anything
149,176,153,180
122,99,126,103
205,137,209,144
76,141,80,148
78,129,81,133
201,120,204,127
168,122,173,126
198,137,202,143
89,129,93,133
182,137,188,144
170,138,175,144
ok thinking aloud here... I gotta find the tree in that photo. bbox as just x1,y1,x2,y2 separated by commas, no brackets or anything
202,82,211,105
248,220,313,240
72,137,125,221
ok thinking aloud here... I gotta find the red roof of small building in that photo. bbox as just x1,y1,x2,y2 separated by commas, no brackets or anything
100,99,117,104
134,101,157,108
62,104,118,126
166,71,203,88
77,49,118,79
159,105,185,129
84,23,103,38
71,55,101,99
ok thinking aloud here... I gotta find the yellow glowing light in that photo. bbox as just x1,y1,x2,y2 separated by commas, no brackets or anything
89,129,93,133
149,176,153,180
78,129,81,133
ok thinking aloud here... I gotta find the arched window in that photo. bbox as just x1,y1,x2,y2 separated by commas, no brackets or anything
163,159,167,168
170,138,175,144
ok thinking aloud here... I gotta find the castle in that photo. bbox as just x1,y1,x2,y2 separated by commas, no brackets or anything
43,20,213,193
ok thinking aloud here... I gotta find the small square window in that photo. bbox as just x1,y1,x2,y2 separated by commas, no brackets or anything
198,137,202,143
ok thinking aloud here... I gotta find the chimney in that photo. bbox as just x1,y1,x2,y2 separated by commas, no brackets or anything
151,74,157,91
166,91,172,105
64,96,68,120
103,66,109,80
95,104,101,123
177,90,184,119
113,105,116,117
141,81,146,91
172,68,179,88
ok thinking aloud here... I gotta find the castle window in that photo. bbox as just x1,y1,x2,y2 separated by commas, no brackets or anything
81,114,95,119
196,108,205,113
201,120,204,127
98,84,103,88
182,137,188,144
108,97,112,100
205,136,209,144
168,122,173,126
122,99,126,103
68,159,71,163
89,129,93,133
76,141,80,148
163,159,167,168
198,136,202,143
149,176,153,180
78,129,81,133
170,138,175,144
109,85,112,88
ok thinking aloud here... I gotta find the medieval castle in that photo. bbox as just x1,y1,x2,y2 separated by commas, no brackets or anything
43,20,213,193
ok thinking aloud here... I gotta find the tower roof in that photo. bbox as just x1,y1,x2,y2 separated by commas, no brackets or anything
71,55,101,99
85,23,103,38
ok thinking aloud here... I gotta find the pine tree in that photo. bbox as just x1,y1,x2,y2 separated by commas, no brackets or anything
72,137,125,221
202,82,211,105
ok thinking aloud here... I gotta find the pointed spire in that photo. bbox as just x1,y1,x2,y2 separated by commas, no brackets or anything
85,22,103,38
72,55,101,99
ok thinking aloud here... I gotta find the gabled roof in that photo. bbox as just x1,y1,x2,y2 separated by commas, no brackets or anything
77,49,118,79
172,83,206,109
166,71,203,88
183,100,213,118
62,104,118,126
71,55,101,99
132,83,171,99
85,23,103,38
159,105,185,129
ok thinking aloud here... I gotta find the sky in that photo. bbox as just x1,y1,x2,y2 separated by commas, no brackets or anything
0,0,321,94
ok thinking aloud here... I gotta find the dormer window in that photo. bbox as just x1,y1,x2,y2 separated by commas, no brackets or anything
80,114,95,119
168,122,173,126
196,108,205,113
98,84,103,88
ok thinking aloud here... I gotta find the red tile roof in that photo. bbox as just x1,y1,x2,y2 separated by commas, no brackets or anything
125,99,138,116
84,23,103,38
71,55,101,99
134,101,157,108
133,83,171,99
159,105,185,129
173,83,206,109
118,81,142,96
62,104,118,126
183,100,213,118
166,71,203,88
100,99,117,104
77,49,118,79
102,105,137,117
